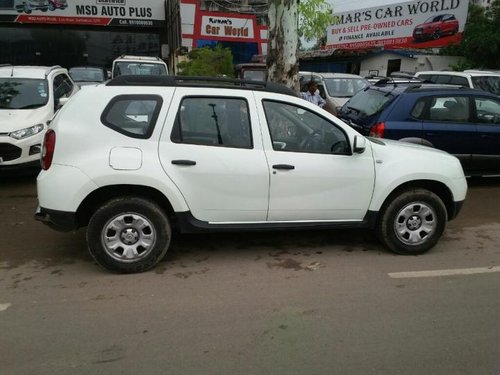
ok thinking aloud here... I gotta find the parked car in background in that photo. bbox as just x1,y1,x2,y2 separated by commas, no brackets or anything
0,65,78,168
69,66,107,87
413,14,459,41
48,0,66,11
235,63,266,81
15,0,48,13
415,70,500,95
35,75,466,273
338,82,500,176
299,72,370,114
111,55,168,79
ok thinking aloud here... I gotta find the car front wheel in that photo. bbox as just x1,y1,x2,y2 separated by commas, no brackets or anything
87,197,171,273
376,189,447,255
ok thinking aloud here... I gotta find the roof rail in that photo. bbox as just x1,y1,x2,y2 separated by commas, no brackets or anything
106,75,297,96
374,77,423,86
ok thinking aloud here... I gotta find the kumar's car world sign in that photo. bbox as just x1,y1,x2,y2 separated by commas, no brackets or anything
0,0,164,27
326,0,469,50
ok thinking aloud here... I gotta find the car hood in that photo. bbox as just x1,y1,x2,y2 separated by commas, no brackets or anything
415,22,432,29
373,137,449,155
0,106,51,133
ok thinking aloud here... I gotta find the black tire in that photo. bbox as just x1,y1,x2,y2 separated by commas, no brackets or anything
87,197,171,273
48,3,55,11
432,29,441,40
376,189,447,255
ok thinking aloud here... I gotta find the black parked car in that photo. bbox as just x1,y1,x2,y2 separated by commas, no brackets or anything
338,82,500,176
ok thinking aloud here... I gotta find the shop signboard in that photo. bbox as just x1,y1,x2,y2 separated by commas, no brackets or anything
0,0,165,27
326,0,469,50
200,14,255,40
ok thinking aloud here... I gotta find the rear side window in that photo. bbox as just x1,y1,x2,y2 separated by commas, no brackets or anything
171,97,252,149
101,95,162,138
418,96,471,122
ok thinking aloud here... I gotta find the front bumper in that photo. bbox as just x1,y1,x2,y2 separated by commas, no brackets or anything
35,206,77,232
449,200,464,221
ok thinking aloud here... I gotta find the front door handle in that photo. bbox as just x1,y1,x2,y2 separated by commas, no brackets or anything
172,160,196,166
273,164,295,170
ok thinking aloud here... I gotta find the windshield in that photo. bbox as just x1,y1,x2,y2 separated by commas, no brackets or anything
471,76,500,95
424,15,442,23
114,62,167,77
0,78,49,110
324,78,370,98
346,89,393,117
69,68,105,82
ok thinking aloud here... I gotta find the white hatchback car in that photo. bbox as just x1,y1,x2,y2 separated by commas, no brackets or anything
36,76,467,273
0,65,78,168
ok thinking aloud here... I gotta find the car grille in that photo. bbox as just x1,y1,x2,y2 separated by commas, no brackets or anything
0,143,22,162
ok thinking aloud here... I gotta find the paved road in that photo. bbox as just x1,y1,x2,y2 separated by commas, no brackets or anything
1,171,499,375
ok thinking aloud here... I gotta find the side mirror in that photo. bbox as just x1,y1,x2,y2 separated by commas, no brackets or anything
353,135,367,154
56,96,70,109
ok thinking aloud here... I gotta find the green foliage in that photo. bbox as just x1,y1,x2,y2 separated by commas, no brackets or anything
299,0,335,43
177,45,234,76
442,1,500,69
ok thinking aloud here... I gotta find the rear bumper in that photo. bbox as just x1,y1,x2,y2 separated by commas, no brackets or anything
35,206,77,232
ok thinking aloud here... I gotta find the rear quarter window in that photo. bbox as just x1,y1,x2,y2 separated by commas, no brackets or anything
101,95,162,139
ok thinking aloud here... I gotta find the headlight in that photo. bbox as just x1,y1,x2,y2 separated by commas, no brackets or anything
9,124,45,140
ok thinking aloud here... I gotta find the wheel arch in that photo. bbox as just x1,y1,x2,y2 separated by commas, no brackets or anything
377,179,455,221
76,184,177,229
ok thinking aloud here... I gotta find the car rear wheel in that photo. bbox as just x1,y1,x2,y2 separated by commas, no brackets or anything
376,189,447,255
87,197,171,273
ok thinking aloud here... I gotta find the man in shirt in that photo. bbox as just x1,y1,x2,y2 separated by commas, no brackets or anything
300,80,326,108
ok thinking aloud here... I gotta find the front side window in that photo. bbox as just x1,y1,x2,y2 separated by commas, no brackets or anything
101,95,162,138
262,100,350,154
171,97,252,149
53,74,73,100
475,97,500,124
0,78,48,109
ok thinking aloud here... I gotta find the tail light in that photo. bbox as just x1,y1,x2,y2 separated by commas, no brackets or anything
41,129,56,170
369,122,385,138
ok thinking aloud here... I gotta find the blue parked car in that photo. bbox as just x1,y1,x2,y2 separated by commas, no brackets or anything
338,82,500,176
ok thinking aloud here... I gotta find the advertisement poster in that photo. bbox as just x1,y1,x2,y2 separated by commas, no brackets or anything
0,0,165,27
326,0,469,50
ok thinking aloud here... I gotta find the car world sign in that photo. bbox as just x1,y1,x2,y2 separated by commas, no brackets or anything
0,0,164,27
201,15,255,40
326,0,469,50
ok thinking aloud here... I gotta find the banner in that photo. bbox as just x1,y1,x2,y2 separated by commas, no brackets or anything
326,0,469,50
0,0,165,27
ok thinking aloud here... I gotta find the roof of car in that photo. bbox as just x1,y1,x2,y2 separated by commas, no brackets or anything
368,82,488,95
114,55,164,62
299,71,366,79
106,75,297,97
0,65,64,79
415,70,500,77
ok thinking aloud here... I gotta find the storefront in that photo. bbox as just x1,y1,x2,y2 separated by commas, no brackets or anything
179,0,268,65
0,0,169,69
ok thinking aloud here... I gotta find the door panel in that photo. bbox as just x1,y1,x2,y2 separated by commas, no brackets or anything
421,95,476,171
259,99,375,222
158,89,269,223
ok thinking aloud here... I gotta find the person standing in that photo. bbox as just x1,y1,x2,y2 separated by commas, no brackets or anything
300,80,326,108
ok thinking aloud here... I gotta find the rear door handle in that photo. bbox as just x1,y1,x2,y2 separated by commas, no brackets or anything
272,164,295,170
171,160,196,166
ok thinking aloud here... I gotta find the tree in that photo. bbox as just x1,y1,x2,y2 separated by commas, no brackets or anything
443,1,500,69
267,0,334,91
177,44,234,76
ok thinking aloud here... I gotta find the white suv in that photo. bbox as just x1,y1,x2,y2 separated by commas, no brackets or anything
414,70,500,95
111,55,168,79
0,65,78,168
35,76,467,273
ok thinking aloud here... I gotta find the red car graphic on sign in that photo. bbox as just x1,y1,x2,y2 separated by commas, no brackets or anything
413,14,459,41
